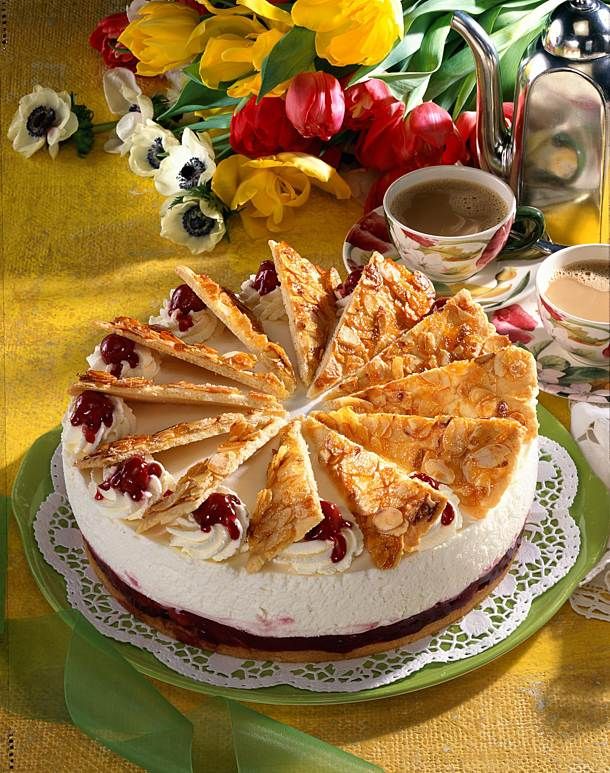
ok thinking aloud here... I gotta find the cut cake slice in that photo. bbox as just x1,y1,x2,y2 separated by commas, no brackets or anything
269,240,340,386
326,346,539,440
140,413,287,531
247,419,324,572
175,265,296,394
303,417,447,569
312,408,526,518
95,317,288,398
327,289,509,398
308,252,434,398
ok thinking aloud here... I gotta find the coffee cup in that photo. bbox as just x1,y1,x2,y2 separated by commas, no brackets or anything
535,243,610,366
383,166,545,283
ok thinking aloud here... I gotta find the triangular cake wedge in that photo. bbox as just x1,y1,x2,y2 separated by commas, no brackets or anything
96,317,288,398
327,346,538,439
312,409,526,518
247,419,324,572
327,289,509,398
70,370,284,413
308,252,434,398
76,412,254,470
175,265,296,394
269,241,340,386
140,413,287,531
303,417,447,569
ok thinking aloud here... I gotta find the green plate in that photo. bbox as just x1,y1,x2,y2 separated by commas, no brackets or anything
11,405,610,705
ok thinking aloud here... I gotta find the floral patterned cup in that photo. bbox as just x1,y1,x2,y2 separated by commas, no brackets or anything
383,166,544,283
536,244,610,366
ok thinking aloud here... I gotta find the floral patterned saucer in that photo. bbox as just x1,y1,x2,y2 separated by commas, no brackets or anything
343,207,610,402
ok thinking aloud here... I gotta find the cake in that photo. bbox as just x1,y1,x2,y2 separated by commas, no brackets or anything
61,244,539,662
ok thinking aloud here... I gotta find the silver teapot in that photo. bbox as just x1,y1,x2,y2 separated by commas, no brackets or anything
451,0,610,246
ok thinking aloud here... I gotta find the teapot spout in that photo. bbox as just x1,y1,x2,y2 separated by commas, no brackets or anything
451,11,512,178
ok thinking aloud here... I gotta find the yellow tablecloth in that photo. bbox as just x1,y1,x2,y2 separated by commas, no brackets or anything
1,3,609,770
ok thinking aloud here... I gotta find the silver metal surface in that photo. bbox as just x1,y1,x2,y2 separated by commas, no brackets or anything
450,1,610,245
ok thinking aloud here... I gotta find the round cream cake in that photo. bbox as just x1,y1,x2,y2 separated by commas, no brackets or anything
60,243,539,661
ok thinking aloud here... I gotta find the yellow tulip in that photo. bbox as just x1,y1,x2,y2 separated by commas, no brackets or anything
212,153,351,238
118,2,202,77
292,0,404,67
191,7,290,97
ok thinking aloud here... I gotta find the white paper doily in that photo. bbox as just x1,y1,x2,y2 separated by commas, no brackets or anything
34,438,580,693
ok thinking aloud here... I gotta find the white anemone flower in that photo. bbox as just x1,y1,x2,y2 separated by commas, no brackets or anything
155,128,216,196
129,119,179,177
160,196,226,254
8,85,78,159
103,68,154,155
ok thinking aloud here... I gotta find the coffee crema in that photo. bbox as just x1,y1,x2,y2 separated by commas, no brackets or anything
390,179,508,237
546,260,610,323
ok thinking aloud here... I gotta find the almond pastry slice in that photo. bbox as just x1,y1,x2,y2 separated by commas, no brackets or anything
303,417,447,569
312,408,526,518
269,240,340,386
308,252,434,398
70,370,284,412
175,265,296,394
139,413,287,531
247,419,324,572
96,317,288,398
76,412,253,470
327,289,509,398
327,346,538,440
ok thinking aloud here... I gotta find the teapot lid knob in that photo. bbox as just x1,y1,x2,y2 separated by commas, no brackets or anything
543,0,610,59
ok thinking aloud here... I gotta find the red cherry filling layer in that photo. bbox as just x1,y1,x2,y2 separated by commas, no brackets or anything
427,297,449,315
70,390,115,444
305,500,353,563
96,455,162,502
251,260,280,296
168,284,206,332
100,333,139,377
193,492,242,541
336,267,363,299
411,473,455,526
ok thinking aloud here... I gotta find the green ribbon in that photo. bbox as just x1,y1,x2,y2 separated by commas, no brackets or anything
1,497,379,772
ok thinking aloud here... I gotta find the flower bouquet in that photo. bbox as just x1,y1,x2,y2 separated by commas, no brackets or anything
8,0,566,253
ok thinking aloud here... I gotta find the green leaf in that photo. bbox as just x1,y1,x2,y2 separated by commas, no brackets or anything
158,79,238,121
181,113,232,132
259,26,316,99
405,13,452,111
70,95,94,157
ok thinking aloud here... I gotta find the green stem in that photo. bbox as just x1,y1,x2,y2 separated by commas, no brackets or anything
91,121,118,134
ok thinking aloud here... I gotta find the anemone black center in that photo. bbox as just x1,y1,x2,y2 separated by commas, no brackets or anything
178,157,205,189
146,137,165,170
26,106,56,138
128,104,141,113
182,206,215,237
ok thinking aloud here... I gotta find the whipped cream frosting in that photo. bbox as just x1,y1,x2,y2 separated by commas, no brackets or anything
166,486,249,562
273,520,363,575
417,485,464,551
62,397,136,458
149,289,219,343
240,276,287,321
87,343,161,379
88,457,176,521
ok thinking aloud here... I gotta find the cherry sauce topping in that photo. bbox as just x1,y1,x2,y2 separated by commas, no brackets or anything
336,267,363,299
100,334,139,377
305,500,353,563
168,284,206,332
411,473,455,526
96,455,162,502
192,492,242,540
427,296,449,315
251,260,280,296
70,390,115,444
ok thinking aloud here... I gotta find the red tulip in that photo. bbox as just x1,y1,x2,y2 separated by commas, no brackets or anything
285,72,345,141
363,165,415,212
403,101,466,167
89,12,138,70
355,97,409,171
343,79,392,130
229,96,316,158
457,102,514,167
